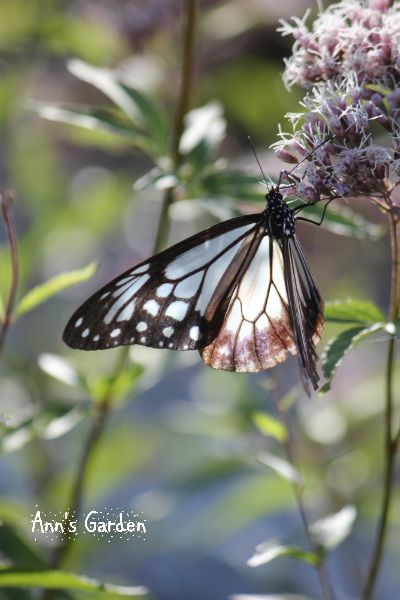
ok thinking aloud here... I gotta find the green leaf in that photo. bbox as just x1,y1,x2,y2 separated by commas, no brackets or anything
325,299,385,324
231,595,312,600
320,323,384,393
293,201,383,240
201,170,262,200
309,506,357,552
120,83,168,151
247,540,320,567
15,262,97,318
0,569,148,597
0,523,47,570
28,102,152,151
67,59,168,153
87,362,144,404
180,103,226,173
252,412,287,443
38,353,81,387
257,451,302,484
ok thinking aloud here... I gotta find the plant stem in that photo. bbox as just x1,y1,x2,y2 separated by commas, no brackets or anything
362,210,399,599
0,191,18,357
154,0,197,251
46,0,198,581
275,395,334,600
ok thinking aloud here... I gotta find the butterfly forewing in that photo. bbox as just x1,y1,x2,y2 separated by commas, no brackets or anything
63,215,260,351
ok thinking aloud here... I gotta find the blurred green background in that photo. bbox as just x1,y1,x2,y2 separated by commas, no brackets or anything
0,1,398,599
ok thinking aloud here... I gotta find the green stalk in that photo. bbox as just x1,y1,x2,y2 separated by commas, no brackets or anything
276,396,335,600
0,191,18,356
362,209,399,599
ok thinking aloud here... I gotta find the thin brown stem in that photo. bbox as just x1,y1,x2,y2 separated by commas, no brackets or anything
275,394,334,600
362,209,399,599
0,190,18,356
45,0,198,586
154,0,196,251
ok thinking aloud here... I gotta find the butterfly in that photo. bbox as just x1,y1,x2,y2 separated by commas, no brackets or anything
63,183,325,393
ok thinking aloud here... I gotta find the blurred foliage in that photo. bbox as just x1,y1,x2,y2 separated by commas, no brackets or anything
0,2,398,600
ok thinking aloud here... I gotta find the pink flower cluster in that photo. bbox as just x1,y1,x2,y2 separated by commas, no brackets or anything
273,0,400,203
280,0,400,90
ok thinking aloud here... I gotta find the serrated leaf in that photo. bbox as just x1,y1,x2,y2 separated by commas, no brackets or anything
309,505,356,551
252,412,287,442
320,323,384,393
15,263,97,318
325,299,384,324
247,539,320,567
0,569,148,596
257,451,302,484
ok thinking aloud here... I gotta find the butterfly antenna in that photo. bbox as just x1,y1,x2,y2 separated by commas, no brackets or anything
247,135,270,191
284,134,334,180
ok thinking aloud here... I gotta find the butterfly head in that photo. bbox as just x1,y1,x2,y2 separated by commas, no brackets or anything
265,188,295,239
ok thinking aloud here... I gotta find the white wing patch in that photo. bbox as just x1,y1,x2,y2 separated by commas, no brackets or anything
165,225,253,279
201,239,295,372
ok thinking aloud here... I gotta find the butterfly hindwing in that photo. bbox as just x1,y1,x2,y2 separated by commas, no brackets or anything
63,215,260,351
201,236,297,372
283,236,324,391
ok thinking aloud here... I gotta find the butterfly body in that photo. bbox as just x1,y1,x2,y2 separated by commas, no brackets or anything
63,187,323,392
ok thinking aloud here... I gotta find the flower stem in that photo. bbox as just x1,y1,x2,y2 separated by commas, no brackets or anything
45,0,198,583
275,395,334,600
0,190,18,357
362,210,399,599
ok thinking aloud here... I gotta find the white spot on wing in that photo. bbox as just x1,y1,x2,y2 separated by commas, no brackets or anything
174,272,203,299
132,263,149,274
111,328,121,338
195,240,243,313
165,301,188,321
189,326,200,341
75,317,83,328
105,275,149,323
93,335,100,342
140,336,146,343
117,301,136,322
225,299,243,333
136,321,147,332
162,326,174,338
165,224,254,280
156,283,173,298
143,299,160,316
81,328,89,337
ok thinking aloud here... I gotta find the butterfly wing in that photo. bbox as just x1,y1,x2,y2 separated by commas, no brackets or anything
63,215,261,351
283,235,324,391
201,235,297,372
